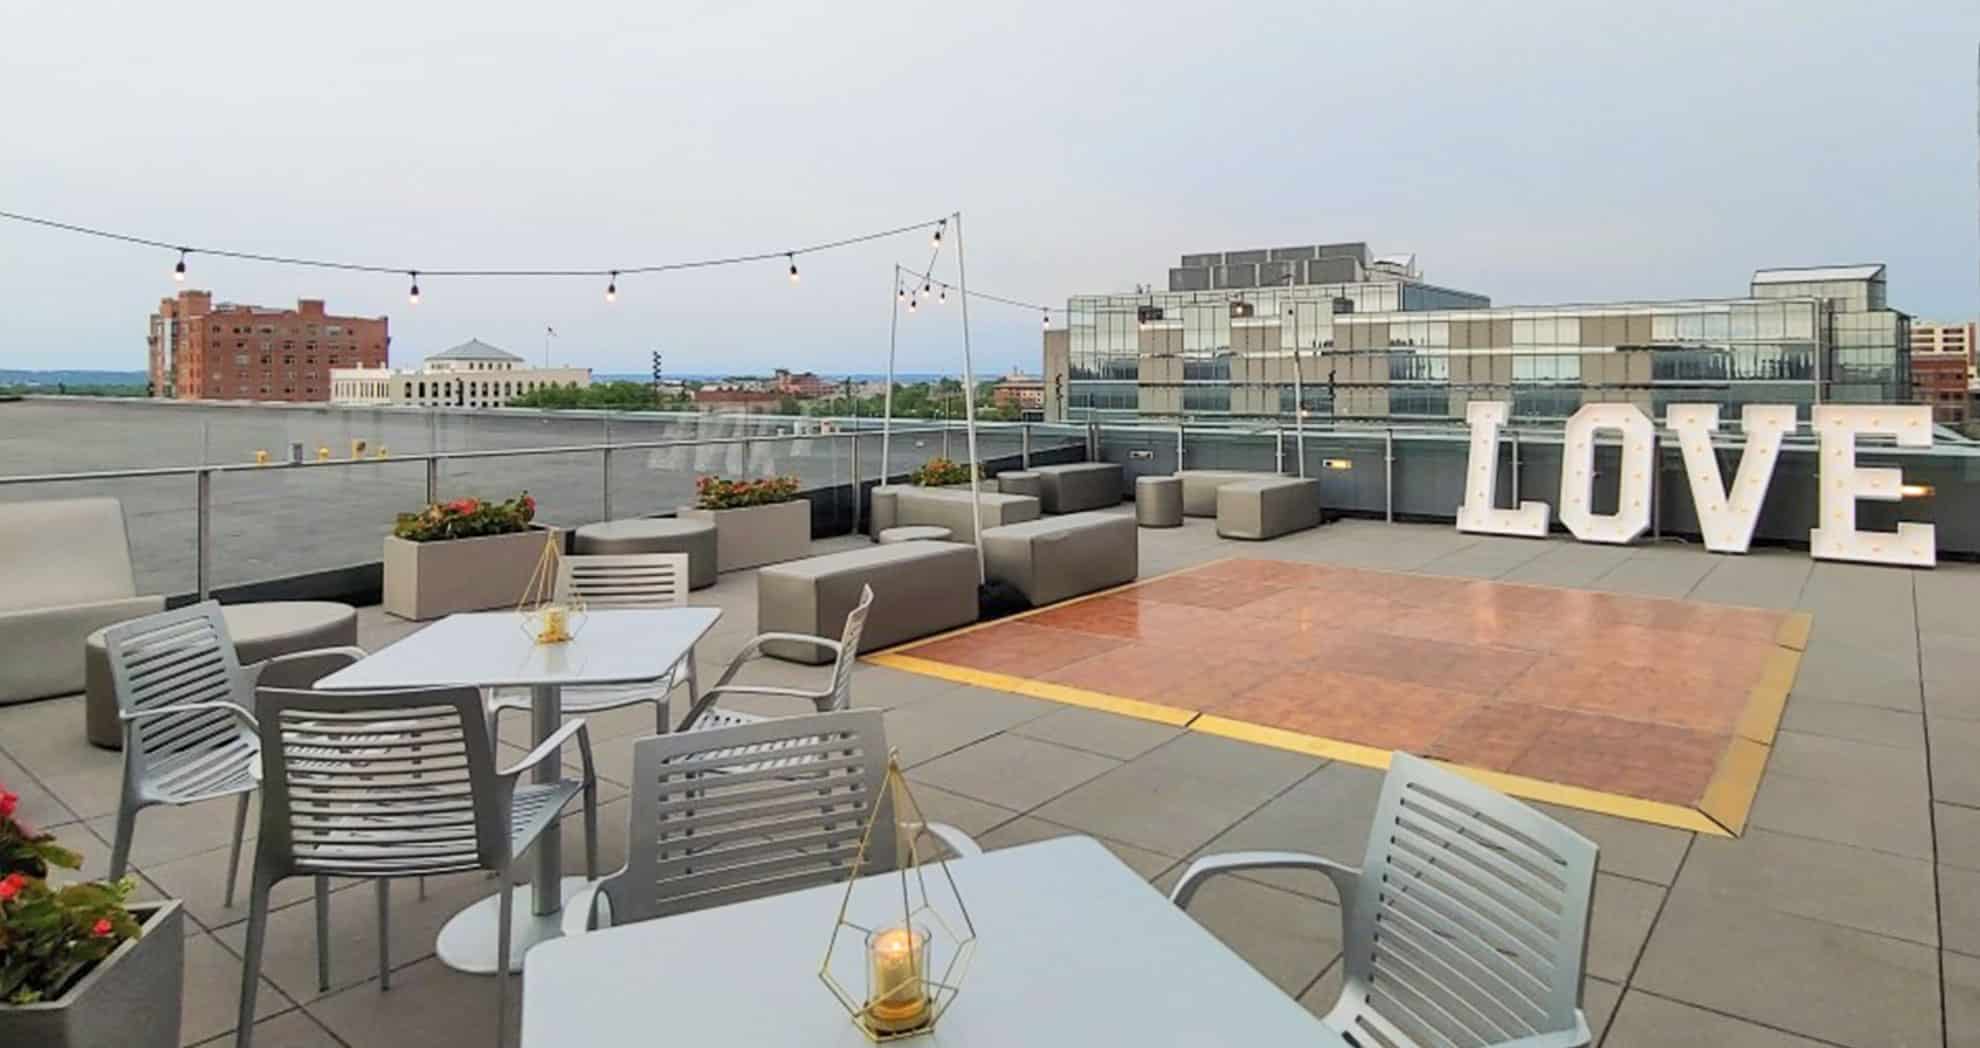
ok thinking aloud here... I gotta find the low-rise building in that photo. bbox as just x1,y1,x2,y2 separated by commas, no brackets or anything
991,369,1045,410
329,339,590,408
692,384,783,412
1909,320,1976,424
149,291,388,402
773,368,833,398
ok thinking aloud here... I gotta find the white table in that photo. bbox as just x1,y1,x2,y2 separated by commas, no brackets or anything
522,836,1347,1046
316,607,721,974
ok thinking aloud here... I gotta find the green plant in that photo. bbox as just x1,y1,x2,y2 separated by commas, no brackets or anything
392,492,536,542
695,475,800,510
0,786,143,1005
908,458,975,487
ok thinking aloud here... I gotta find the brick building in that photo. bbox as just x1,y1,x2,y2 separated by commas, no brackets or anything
991,369,1045,410
148,291,389,401
773,368,833,398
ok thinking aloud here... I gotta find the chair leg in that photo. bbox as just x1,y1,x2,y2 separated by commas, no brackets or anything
583,780,600,880
495,868,515,1048
223,793,251,908
236,868,275,1048
314,875,332,992
376,879,392,989
107,800,140,883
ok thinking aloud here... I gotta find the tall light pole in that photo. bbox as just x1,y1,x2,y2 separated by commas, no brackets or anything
1288,306,1305,478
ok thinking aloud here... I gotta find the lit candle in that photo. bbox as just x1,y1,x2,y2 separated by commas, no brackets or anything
539,605,569,643
865,925,929,1033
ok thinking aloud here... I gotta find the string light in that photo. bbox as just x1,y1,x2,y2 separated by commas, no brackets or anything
787,253,799,283
605,271,618,303
922,281,932,296
931,221,944,248
173,249,188,282
898,285,907,301
908,296,918,313
407,271,420,305
1042,310,1051,328
938,286,946,304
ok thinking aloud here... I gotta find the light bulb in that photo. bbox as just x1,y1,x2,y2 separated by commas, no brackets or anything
898,286,906,301
605,272,618,303
787,254,799,283
408,271,420,305
938,286,946,304
908,296,918,312
1042,311,1050,328
173,250,187,282
932,222,944,248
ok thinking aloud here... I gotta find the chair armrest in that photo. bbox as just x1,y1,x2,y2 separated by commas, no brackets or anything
676,684,829,731
1168,850,1360,912
499,718,593,782
122,700,260,731
714,632,841,682
558,880,617,937
910,822,983,859
244,646,368,691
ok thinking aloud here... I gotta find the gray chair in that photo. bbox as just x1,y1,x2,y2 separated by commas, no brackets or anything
677,586,873,741
563,708,978,934
1170,753,1599,1048
488,553,698,738
237,684,598,1048
101,603,360,911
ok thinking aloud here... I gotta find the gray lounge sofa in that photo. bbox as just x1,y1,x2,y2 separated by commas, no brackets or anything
891,487,1040,543
1215,478,1323,540
1175,469,1280,517
0,497,164,704
982,513,1138,607
1029,463,1125,514
757,541,978,663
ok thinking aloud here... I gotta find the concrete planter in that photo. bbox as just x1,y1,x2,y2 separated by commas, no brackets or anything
680,499,811,572
0,901,184,1048
382,524,561,620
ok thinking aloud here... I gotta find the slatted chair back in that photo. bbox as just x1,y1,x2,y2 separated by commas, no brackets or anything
556,553,691,610
1330,753,1597,1048
102,602,254,802
252,685,508,880
597,709,893,925
822,586,875,712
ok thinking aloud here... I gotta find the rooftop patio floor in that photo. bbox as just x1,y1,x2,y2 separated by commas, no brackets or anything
2,513,1975,1046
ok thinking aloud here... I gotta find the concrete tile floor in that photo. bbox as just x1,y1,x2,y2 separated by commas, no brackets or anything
0,518,1974,1046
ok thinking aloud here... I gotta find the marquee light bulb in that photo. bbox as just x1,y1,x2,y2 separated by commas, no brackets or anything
932,222,944,248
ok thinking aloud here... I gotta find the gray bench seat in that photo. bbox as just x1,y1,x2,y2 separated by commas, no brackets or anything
982,513,1138,607
892,487,1040,543
757,542,978,664
1175,469,1280,517
1215,478,1323,540
1029,463,1125,514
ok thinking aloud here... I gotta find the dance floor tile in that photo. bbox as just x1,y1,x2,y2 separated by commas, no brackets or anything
878,558,1802,832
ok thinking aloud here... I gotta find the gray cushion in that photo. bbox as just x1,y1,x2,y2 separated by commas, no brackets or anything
1135,476,1184,528
894,488,1040,543
0,497,162,705
982,513,1138,607
1176,470,1278,517
995,471,1043,499
1215,478,1323,540
573,518,718,589
757,542,978,664
1029,463,1124,514
877,526,953,544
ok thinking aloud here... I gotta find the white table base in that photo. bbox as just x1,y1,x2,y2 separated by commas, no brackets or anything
435,876,592,975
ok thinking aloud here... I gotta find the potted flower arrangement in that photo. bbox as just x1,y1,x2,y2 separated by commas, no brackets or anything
0,785,184,1048
383,492,559,620
908,457,978,488
679,474,811,572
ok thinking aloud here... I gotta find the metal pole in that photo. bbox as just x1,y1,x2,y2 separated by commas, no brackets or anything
425,457,439,505
1510,428,1522,505
850,430,862,537
1650,433,1661,541
883,268,899,483
952,210,987,584
1292,346,1306,479
1384,427,1395,523
1276,426,1285,473
1176,423,1185,470
600,416,611,521
196,468,212,601
1021,424,1031,468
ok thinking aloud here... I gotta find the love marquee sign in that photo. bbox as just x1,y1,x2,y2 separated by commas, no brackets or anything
1455,401,1935,568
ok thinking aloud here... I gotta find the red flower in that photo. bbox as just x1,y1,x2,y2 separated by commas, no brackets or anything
521,495,536,513
0,789,16,818
0,873,24,901
446,498,480,515
91,918,114,937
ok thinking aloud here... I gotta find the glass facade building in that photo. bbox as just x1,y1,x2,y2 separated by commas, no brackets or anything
1056,248,1909,425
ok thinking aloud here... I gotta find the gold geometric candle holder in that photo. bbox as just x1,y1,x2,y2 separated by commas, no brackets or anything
820,753,976,1041
516,532,585,645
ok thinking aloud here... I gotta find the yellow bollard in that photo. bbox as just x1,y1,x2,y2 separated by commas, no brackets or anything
350,439,367,460
374,446,390,459
254,449,270,465
317,446,331,461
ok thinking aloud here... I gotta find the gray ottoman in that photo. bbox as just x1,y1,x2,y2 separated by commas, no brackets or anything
877,525,953,544
1176,469,1276,517
573,518,717,589
894,488,1041,543
995,471,1042,500
85,601,358,749
1030,463,1125,514
983,513,1138,607
1135,476,1183,528
867,484,911,537
1215,478,1323,540
757,542,979,664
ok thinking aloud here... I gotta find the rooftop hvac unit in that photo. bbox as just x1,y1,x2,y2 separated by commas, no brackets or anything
1214,263,1259,289
1269,246,1319,261
1223,249,1270,266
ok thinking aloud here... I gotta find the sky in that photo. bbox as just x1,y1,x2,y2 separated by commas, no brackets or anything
2,1,1978,376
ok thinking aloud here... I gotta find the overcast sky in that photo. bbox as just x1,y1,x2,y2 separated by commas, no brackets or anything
3,1,1977,376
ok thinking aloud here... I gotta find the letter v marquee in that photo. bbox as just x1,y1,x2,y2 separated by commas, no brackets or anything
1665,404,1794,554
